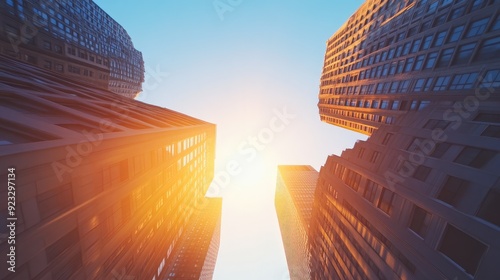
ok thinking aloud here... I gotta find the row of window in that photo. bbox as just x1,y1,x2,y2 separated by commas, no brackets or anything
321,116,376,135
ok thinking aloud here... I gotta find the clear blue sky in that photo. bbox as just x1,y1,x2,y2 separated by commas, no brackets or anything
94,1,365,279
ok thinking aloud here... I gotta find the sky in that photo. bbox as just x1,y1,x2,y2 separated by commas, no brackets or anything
94,1,366,279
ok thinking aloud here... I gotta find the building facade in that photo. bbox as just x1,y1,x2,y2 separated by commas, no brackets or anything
0,0,144,98
311,1,500,279
275,165,319,280
318,0,500,135
0,55,215,280
164,197,222,280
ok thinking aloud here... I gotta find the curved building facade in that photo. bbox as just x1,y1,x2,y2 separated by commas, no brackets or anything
0,0,144,98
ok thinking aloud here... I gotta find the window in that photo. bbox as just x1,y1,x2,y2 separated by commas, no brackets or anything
438,225,486,275
476,36,500,61
378,188,395,215
454,147,495,168
477,189,500,227
54,45,62,54
424,119,450,130
390,81,400,93
409,205,431,237
465,18,489,38
491,15,500,31
43,40,51,50
433,76,450,91
434,14,447,27
447,25,465,43
399,80,410,92
55,64,64,72
480,69,500,88
404,57,415,72
424,51,438,69
474,113,500,123
449,6,465,20
411,39,422,53
358,147,365,158
412,165,432,182
382,133,393,145
414,55,425,71
402,42,411,55
380,100,389,109
437,176,469,207
392,100,400,110
433,31,447,47
470,0,485,12
396,60,405,74
482,125,500,138
43,60,52,69
454,43,476,65
370,151,380,163
419,100,430,110
414,78,426,92
421,35,433,50
363,180,378,203
410,100,419,110
450,72,478,90
430,142,452,158
436,48,454,67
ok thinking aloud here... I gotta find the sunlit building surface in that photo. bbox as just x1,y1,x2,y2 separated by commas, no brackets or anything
318,0,500,135
0,0,144,98
311,0,500,279
165,197,222,280
0,55,216,280
275,165,318,280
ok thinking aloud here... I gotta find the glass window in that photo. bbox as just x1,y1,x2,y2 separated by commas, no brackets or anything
433,31,447,47
414,54,426,71
412,165,431,181
474,113,500,124
449,6,465,20
447,25,465,43
438,225,486,275
391,100,400,110
411,39,422,53
380,100,389,109
399,80,410,92
477,189,500,227
450,72,479,90
414,78,426,92
390,81,400,93
470,0,485,12
425,51,439,69
434,14,447,27
480,69,500,88
476,36,500,61
409,205,431,237
422,35,433,50
436,48,454,67
491,15,500,31
466,18,489,38
433,76,450,91
378,188,395,215
402,42,411,55
430,142,452,158
397,60,405,74
410,100,419,110
423,119,449,130
418,100,430,110
437,176,469,206
454,43,476,65
363,179,378,203
482,125,500,138
404,57,415,72
454,147,496,168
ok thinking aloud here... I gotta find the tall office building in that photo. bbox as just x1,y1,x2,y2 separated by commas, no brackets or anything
310,0,500,279
0,0,144,98
318,0,500,135
164,197,222,280
275,165,319,280
0,55,216,280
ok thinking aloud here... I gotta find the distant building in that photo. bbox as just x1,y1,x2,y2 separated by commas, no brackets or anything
0,0,144,98
0,55,216,280
310,1,500,279
165,197,222,280
275,165,318,280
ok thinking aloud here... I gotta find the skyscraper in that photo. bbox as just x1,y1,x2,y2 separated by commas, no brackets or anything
310,0,500,279
275,165,318,280
165,197,223,280
0,54,216,280
318,0,500,135
0,0,144,98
